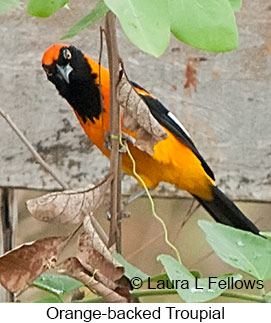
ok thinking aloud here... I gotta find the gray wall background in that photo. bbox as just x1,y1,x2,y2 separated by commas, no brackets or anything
0,0,271,201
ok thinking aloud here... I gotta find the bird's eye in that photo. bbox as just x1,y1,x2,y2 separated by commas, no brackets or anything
63,48,72,60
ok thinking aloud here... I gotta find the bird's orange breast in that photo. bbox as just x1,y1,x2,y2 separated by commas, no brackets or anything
73,55,214,200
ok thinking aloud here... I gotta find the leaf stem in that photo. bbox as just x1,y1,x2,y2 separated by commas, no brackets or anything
79,288,267,303
220,291,267,303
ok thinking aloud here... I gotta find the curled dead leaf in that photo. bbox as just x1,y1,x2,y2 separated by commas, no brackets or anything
77,231,124,283
117,71,168,155
58,257,128,303
26,174,112,224
0,236,69,294
83,215,117,264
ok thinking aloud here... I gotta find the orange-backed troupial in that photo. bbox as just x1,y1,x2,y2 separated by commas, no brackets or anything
42,43,259,235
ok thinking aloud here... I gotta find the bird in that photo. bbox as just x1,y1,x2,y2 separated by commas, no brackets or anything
42,43,259,235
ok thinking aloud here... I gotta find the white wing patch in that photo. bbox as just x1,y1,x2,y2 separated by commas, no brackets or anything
167,112,191,138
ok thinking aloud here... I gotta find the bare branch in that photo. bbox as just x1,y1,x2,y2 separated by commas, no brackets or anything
0,108,68,190
104,12,122,252
0,108,110,247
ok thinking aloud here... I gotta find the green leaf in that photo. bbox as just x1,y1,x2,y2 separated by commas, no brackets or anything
62,0,109,39
104,0,170,57
34,297,63,303
199,221,271,281
27,0,68,17
113,253,148,281
0,0,20,13
228,0,242,11
33,273,83,296
158,255,240,302
169,0,238,52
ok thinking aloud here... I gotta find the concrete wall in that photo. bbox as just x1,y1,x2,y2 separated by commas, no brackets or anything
0,0,271,201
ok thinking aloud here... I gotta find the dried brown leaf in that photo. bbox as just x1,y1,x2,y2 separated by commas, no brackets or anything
58,257,127,303
83,215,117,264
77,231,124,282
26,175,111,224
117,71,168,155
58,257,92,286
0,236,68,294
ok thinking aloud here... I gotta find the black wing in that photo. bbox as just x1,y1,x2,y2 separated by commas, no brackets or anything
131,81,215,181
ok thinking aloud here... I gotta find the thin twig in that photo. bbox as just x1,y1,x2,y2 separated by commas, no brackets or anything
63,222,83,250
173,199,200,244
79,288,267,303
89,213,109,246
0,107,108,243
0,108,68,190
104,12,122,252
126,231,164,261
190,250,214,267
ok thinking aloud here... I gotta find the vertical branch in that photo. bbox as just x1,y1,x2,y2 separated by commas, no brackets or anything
0,188,18,254
104,12,122,252
0,188,17,301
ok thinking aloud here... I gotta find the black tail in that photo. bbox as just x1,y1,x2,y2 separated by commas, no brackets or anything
194,186,259,235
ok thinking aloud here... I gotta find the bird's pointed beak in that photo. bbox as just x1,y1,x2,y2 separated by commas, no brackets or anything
56,63,73,84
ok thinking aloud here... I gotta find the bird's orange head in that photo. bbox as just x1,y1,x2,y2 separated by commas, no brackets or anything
42,43,70,66
42,43,88,86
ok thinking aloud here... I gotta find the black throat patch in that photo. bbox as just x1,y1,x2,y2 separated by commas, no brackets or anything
48,46,102,123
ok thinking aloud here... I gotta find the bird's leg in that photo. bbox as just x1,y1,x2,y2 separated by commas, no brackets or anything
122,188,148,207
105,187,155,221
